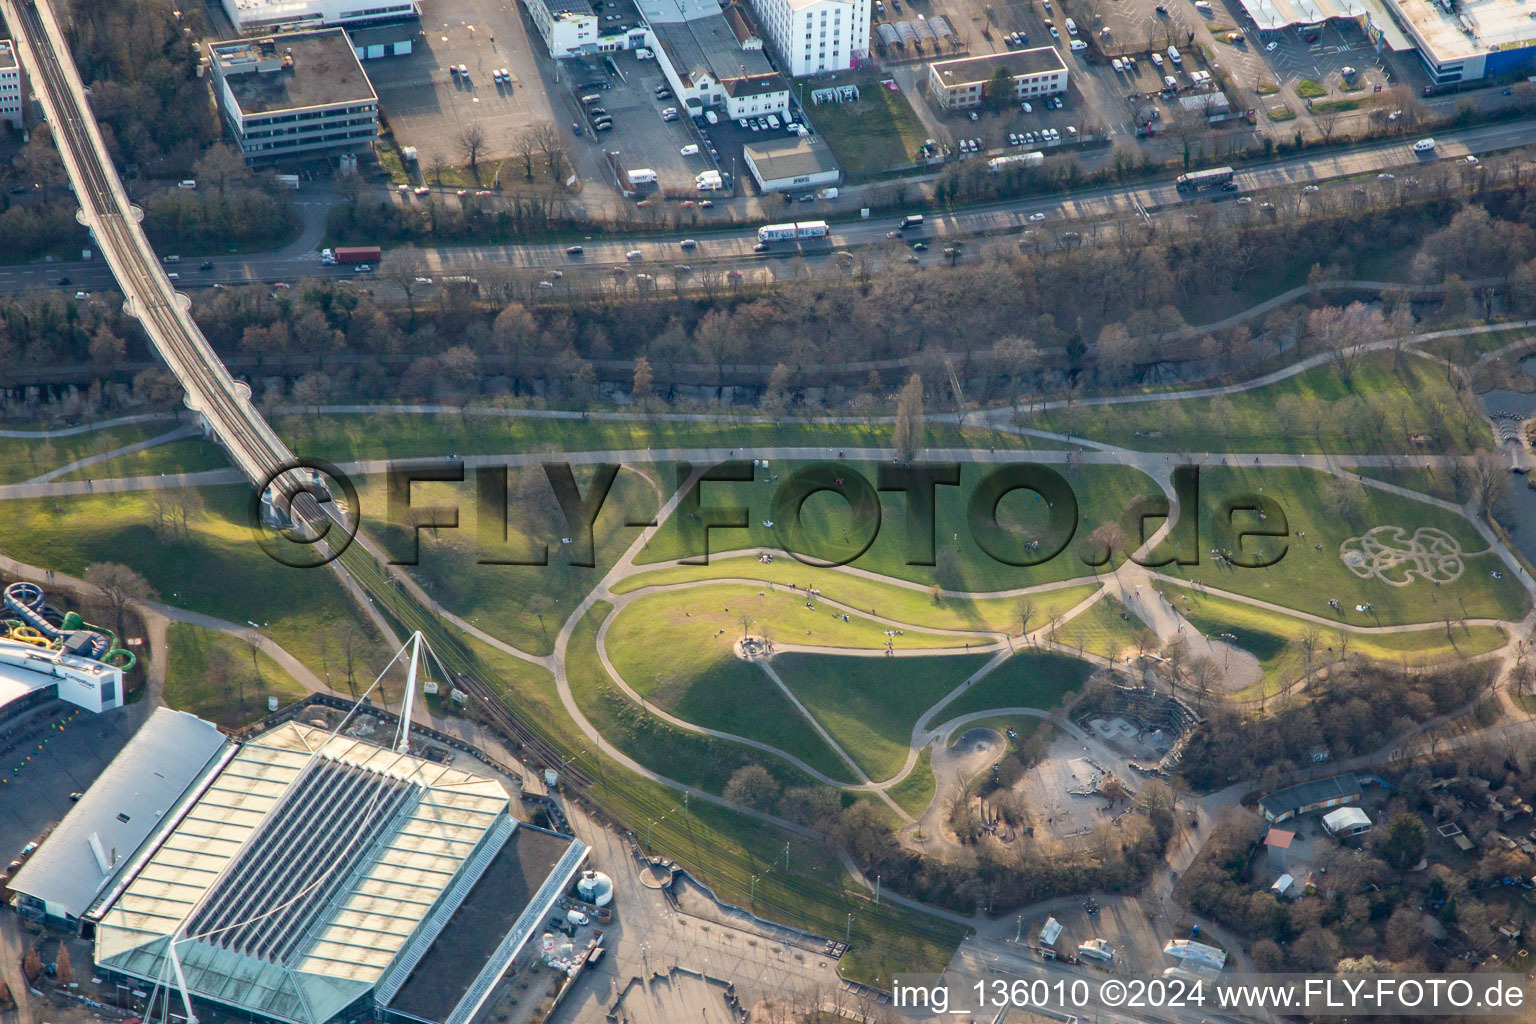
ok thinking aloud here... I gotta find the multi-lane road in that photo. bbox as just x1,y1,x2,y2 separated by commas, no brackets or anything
8,117,1533,299
0,0,302,497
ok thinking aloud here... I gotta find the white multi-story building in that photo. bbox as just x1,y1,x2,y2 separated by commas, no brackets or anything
0,41,24,129
208,30,378,162
220,0,418,35
747,0,868,77
927,49,1067,110
523,0,648,58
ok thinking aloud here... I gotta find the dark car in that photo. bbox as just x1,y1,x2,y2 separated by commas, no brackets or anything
753,242,769,252
56,276,70,285
593,121,614,131
1220,182,1238,191
571,122,583,135
587,106,607,117
200,260,214,270
1156,4,1168,11
566,245,584,256
911,242,928,251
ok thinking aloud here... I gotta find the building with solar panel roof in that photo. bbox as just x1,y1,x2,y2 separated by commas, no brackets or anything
85,721,587,1024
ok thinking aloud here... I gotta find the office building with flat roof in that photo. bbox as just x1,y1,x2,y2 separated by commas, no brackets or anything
927,49,1067,110
208,29,378,162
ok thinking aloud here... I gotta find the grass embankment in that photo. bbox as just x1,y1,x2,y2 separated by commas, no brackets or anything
275,411,1058,465
353,464,661,656
637,461,1163,595
1153,467,1529,625
163,623,310,727
1173,586,1508,699
1026,352,1486,455
549,605,971,980
56,438,230,481
0,486,391,682
768,653,993,781
1051,593,1149,660
930,650,1096,722
888,747,936,817
614,556,1102,633
0,421,183,484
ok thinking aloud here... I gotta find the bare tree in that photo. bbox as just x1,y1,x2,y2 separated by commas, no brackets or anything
528,120,569,182
1313,111,1342,144
83,562,156,643
892,373,925,461
381,244,430,319
512,126,540,181
456,121,488,184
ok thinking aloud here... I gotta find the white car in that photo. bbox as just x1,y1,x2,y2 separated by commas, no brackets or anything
1236,196,1252,204
626,250,643,260
1465,154,1480,165
738,118,749,128
1028,212,1047,221
1413,137,1436,152
1302,184,1320,194
1266,40,1278,51
500,67,511,80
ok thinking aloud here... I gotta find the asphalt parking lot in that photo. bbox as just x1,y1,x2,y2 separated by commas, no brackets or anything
368,0,563,167
567,54,722,198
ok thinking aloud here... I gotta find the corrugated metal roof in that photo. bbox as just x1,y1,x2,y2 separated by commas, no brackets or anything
10,709,228,922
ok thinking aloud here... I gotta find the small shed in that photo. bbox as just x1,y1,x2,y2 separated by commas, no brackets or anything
1271,873,1295,899
1264,828,1295,870
1039,916,1063,948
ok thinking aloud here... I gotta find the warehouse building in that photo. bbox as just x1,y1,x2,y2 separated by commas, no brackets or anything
926,49,1067,111
219,0,419,35
10,710,228,929
641,0,791,118
743,135,840,190
208,30,378,163
1257,773,1362,823
87,721,587,1024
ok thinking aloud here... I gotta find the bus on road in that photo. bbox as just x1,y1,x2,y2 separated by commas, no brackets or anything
1175,166,1234,192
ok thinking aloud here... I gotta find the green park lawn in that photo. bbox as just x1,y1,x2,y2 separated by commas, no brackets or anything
613,556,1102,632
1156,467,1529,625
1051,593,1150,661
601,600,856,782
1026,352,1487,454
888,747,936,817
769,653,994,781
56,437,231,481
928,650,1097,724
482,621,967,983
353,464,660,656
0,420,184,484
608,582,987,656
637,461,1164,594
273,411,1053,465
568,601,832,790
0,485,391,682
163,623,310,727
1173,586,1509,698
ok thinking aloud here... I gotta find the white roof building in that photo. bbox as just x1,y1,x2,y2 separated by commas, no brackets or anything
1322,805,1373,837
89,722,586,1024
10,710,229,927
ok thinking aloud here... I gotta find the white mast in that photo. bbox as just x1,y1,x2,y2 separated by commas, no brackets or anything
395,631,424,755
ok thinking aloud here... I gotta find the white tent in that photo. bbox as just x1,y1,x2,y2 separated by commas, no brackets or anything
1323,806,1373,837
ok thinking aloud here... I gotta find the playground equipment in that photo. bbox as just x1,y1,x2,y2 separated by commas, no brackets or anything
2,581,136,672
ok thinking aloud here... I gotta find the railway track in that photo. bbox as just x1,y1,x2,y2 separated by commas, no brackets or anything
6,0,579,786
